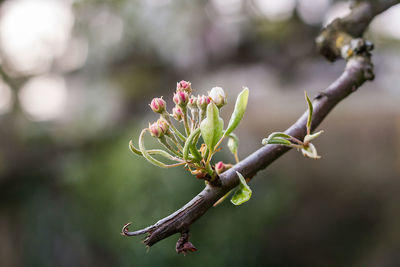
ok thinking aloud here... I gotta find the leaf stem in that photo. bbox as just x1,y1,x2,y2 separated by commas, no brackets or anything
213,135,225,153
182,107,191,136
158,136,182,157
166,132,183,151
139,129,186,168
234,152,239,164
183,128,202,161
162,113,186,141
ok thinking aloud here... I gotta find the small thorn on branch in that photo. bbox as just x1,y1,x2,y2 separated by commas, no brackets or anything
176,230,197,255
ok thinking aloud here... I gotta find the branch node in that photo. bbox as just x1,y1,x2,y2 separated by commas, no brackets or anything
176,230,197,255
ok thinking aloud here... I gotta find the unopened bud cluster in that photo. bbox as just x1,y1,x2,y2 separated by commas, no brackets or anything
130,80,249,205
148,80,227,133
197,95,211,110
149,118,169,138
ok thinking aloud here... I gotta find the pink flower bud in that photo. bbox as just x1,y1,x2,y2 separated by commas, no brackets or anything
157,118,169,133
215,161,227,175
149,122,163,138
149,119,169,138
209,87,226,108
173,91,189,107
197,95,211,110
172,106,183,121
177,80,192,93
150,97,166,114
188,96,197,109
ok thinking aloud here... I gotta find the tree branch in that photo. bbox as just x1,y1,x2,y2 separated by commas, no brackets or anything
122,0,399,251
316,0,400,61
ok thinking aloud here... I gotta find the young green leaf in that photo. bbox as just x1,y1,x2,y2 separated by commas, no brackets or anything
305,91,313,132
301,143,321,159
129,140,143,156
262,137,292,146
139,129,185,168
183,128,201,161
227,133,239,155
304,130,324,143
265,132,292,140
200,102,224,152
224,87,249,137
231,171,252,205
130,140,181,161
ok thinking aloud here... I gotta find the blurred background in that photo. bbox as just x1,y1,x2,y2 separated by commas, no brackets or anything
0,0,399,266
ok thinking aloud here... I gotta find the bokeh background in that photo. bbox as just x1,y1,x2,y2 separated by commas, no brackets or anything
1,0,400,266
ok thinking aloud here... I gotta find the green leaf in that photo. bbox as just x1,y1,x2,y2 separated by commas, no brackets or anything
224,87,249,137
139,129,185,168
231,171,252,205
304,130,324,143
200,102,224,152
266,132,292,140
129,140,143,156
227,133,239,155
183,128,201,161
262,137,292,146
130,140,178,160
305,91,313,131
301,143,321,159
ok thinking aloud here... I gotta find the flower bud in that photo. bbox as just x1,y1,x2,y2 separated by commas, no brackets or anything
215,161,227,175
177,80,192,93
150,97,166,114
209,87,227,108
149,119,169,138
172,105,183,121
173,91,189,107
149,122,163,138
188,96,197,110
197,95,211,110
157,118,169,133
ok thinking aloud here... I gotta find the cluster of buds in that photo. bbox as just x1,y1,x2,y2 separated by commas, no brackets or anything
130,79,248,188
188,96,197,110
170,81,228,136
129,80,251,217
149,118,169,138
197,95,211,110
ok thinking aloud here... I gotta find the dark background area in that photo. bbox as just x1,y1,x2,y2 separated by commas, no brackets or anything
0,0,400,266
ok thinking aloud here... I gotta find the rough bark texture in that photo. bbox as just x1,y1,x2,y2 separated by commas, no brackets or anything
316,0,400,61
122,0,400,250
